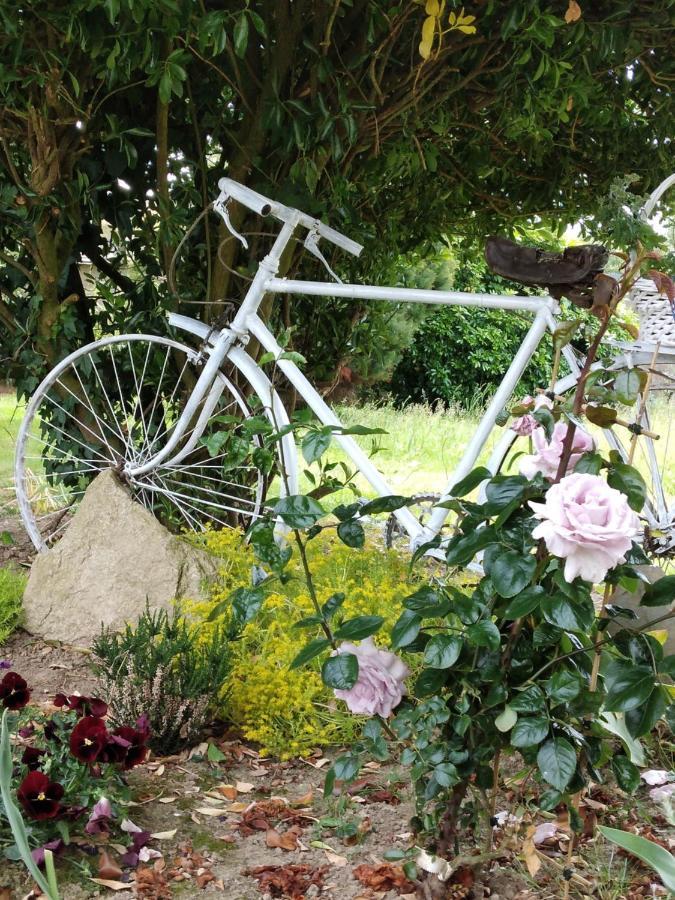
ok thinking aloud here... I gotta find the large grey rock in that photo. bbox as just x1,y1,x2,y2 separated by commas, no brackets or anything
609,565,675,657
23,470,217,645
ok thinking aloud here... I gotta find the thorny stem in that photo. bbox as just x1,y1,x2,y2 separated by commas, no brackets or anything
293,527,337,650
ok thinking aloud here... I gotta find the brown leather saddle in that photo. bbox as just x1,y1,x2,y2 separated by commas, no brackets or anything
485,237,613,309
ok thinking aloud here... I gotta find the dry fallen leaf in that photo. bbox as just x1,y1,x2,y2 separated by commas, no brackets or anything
216,784,238,801
292,790,314,807
89,878,129,891
565,0,582,22
353,863,416,893
324,849,348,866
151,830,178,841
98,849,123,880
266,826,301,851
236,781,255,793
194,807,226,817
522,829,541,878
158,796,178,804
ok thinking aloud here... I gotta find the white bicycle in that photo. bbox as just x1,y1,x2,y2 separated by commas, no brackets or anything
15,176,675,560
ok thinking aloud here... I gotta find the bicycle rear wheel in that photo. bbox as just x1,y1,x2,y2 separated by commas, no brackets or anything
16,334,267,551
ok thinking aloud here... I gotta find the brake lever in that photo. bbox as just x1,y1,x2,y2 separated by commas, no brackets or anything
213,192,249,250
304,228,342,284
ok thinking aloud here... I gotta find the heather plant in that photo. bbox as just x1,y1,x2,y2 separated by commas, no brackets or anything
219,234,675,893
0,667,149,885
92,604,236,754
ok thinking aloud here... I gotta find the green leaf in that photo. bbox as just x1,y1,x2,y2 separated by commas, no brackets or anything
230,587,265,626
334,616,384,641
503,586,544,619
598,827,675,893
537,737,577,792
301,429,331,464
290,638,331,669
511,715,550,747
624,687,667,737
573,452,604,475
509,684,546,713
446,526,497,567
390,609,421,649
423,634,463,669
613,369,646,406
321,593,346,619
641,575,675,607
552,318,582,351
0,531,13,546
322,653,358,690
603,661,655,712
359,495,409,515
274,495,325,528
446,466,492,499
466,619,501,651
611,755,640,793
607,462,647,512
233,11,249,58
337,519,365,548
484,475,528,511
546,669,583,703
585,405,618,427
490,550,536,598
403,586,449,616
207,742,226,763
434,762,459,787
495,706,518,733
541,593,595,633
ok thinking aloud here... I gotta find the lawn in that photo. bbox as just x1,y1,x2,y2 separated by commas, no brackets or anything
0,391,672,513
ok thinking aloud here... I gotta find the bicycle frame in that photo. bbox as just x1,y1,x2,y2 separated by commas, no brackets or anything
126,211,582,546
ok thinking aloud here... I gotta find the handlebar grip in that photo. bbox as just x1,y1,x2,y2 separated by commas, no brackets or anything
315,221,363,257
218,177,276,217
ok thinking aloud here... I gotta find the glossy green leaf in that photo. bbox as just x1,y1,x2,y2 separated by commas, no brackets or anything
334,615,384,641
537,737,577,792
466,619,501,651
511,715,549,747
390,609,421,649
611,755,640,793
541,593,595,633
641,575,675,607
274,495,325,528
322,653,358,690
301,429,331,463
607,462,647,512
290,637,331,669
603,661,655,712
423,634,463,669
337,519,365,548
490,550,536,598
503,586,544,619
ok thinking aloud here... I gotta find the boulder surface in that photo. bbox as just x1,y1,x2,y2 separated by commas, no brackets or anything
22,469,216,645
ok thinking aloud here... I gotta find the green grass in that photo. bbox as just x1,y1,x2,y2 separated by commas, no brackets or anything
0,566,26,645
0,391,672,512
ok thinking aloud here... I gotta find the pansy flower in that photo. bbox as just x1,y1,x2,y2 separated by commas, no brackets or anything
110,726,149,769
69,715,108,763
17,771,64,820
21,746,47,771
54,694,108,718
0,671,30,710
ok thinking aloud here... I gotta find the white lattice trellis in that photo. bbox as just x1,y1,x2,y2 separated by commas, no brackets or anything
626,276,675,345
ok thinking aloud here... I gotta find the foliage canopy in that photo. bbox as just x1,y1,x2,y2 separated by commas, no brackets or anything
0,0,673,391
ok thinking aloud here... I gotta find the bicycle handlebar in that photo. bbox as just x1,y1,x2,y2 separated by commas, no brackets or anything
217,177,363,257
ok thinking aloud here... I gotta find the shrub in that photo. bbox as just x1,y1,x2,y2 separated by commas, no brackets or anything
0,567,26,644
92,605,235,755
188,529,419,759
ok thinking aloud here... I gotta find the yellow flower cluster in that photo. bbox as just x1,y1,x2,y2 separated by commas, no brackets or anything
185,528,414,759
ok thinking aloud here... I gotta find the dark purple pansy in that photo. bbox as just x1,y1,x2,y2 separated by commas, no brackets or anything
31,838,63,867
18,723,35,739
110,726,148,770
21,746,47,771
17,771,64,820
54,693,108,718
85,796,113,835
0,671,30,710
69,715,108,763
0,659,11,670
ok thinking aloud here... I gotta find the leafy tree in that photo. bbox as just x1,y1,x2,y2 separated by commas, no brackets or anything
0,0,673,397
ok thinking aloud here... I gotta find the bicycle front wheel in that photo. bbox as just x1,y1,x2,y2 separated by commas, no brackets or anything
16,335,267,551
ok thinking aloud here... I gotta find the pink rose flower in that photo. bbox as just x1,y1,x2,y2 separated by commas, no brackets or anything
519,421,595,480
511,395,537,436
530,473,640,583
533,394,554,411
333,637,409,717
